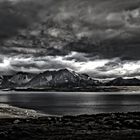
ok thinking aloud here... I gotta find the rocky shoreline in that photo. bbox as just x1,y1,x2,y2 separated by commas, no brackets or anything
0,107,140,139
0,104,46,119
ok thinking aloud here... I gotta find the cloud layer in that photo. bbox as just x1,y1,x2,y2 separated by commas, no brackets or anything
0,0,140,79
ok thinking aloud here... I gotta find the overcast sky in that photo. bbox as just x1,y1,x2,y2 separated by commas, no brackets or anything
0,0,140,79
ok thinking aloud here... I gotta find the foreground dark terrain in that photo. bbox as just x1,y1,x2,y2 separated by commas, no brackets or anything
1,112,140,140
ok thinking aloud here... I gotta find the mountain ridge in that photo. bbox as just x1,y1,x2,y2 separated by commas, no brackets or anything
1,69,140,91
0,69,99,89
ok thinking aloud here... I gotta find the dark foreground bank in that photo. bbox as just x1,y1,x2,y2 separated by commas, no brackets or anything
0,112,140,140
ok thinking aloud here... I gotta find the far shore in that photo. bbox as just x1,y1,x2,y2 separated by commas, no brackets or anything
1,86,140,92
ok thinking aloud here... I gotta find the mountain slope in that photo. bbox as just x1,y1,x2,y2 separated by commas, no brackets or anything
2,70,140,91
1,72,36,88
27,69,99,88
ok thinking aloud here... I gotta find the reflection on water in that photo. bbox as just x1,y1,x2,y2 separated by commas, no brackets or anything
0,92,140,115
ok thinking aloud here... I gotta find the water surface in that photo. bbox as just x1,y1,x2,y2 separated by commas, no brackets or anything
0,92,140,115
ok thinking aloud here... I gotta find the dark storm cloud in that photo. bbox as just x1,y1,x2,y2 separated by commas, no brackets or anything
0,1,26,39
1,0,140,78
37,0,140,60
0,0,43,40
46,48,68,56
2,0,140,46
63,37,140,60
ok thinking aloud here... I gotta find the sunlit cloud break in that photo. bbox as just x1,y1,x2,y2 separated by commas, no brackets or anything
1,53,140,79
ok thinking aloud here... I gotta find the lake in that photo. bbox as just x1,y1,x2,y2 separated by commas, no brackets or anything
0,92,140,115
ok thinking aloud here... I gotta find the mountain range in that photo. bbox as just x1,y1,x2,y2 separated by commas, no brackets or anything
0,69,99,90
1,69,140,91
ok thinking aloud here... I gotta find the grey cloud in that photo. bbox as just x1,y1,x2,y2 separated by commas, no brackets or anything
1,0,140,78
63,40,140,60
0,0,44,40
64,52,88,62
0,0,140,40
10,55,77,72
46,48,68,56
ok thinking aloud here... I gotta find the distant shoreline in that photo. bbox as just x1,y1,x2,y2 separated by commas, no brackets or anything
1,86,140,92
